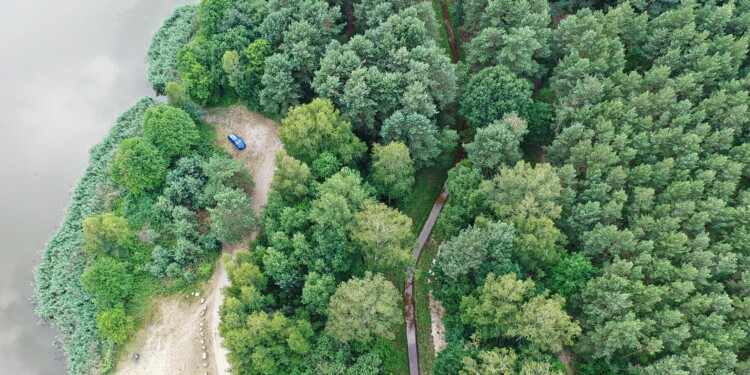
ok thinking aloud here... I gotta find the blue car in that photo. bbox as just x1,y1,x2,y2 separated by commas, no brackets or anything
228,133,246,150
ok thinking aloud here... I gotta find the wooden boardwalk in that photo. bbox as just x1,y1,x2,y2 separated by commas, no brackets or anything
404,188,448,375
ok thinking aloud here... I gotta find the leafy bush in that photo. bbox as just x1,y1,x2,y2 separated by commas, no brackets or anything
147,4,199,94
34,98,157,375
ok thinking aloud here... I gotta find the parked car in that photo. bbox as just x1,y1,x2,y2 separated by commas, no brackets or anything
227,133,246,150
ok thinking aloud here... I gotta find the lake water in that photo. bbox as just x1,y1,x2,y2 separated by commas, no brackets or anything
0,0,195,373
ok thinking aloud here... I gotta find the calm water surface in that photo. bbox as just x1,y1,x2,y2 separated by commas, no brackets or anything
0,0,195,373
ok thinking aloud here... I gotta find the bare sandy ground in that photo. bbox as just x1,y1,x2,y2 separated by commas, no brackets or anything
428,291,447,355
114,105,281,375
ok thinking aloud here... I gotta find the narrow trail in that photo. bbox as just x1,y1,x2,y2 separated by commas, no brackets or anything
439,1,460,64
404,3,461,374
405,189,448,375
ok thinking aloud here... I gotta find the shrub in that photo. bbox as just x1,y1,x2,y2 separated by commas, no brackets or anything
34,98,157,374
147,4,200,94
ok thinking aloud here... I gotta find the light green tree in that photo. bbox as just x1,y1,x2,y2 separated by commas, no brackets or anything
142,105,199,160
465,113,528,175
350,201,415,274
271,148,311,203
370,142,415,203
326,272,400,344
97,308,134,346
461,273,581,352
459,348,517,375
279,98,366,165
82,213,134,258
110,137,168,194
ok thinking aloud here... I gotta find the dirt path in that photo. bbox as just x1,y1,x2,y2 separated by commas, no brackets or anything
114,105,281,375
405,188,448,375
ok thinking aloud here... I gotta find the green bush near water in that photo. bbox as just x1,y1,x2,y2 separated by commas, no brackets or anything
34,98,158,375
147,4,199,94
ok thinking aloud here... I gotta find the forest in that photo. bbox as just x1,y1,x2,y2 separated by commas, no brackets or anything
34,0,750,374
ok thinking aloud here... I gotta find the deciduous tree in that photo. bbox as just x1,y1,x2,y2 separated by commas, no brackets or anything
110,137,168,194
326,272,400,344
142,105,199,160
370,142,415,203
279,98,366,165
350,201,415,273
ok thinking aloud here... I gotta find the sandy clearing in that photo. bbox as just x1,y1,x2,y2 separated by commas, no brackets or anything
114,105,281,375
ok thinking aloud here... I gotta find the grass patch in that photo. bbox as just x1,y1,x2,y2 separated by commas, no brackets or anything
383,269,410,375
400,165,450,236
415,240,440,374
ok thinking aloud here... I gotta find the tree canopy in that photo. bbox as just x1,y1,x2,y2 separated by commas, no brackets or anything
326,272,401,344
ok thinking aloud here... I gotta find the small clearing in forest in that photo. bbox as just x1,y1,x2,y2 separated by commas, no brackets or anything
114,105,281,375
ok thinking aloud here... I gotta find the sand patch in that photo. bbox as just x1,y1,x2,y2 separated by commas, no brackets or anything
114,105,281,375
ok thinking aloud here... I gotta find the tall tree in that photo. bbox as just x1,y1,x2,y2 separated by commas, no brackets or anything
142,105,199,160
326,272,401,344
279,98,366,166
460,273,581,352
460,65,534,129
350,201,415,274
465,113,528,175
271,148,311,203
110,137,168,194
208,187,256,243
369,142,415,203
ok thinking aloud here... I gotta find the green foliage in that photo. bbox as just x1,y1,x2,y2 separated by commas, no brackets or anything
311,152,343,181
165,81,205,122
301,271,336,316
279,98,366,166
434,222,518,285
271,148,311,204
148,4,199,93
35,98,156,375
381,110,459,169
142,105,200,160
81,257,134,310
326,272,401,344
224,309,314,374
463,0,552,78
82,212,135,258
313,5,457,140
547,252,596,302
459,64,534,129
208,187,256,244
350,201,415,274
370,142,415,203
110,137,168,195
197,0,234,37
96,308,135,346
460,273,581,352
223,38,273,109
465,113,528,175
259,0,344,114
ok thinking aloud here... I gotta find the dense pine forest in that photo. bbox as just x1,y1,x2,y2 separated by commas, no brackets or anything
34,0,750,374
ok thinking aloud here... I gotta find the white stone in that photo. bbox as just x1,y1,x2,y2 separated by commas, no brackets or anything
202,352,207,360
200,298,206,304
